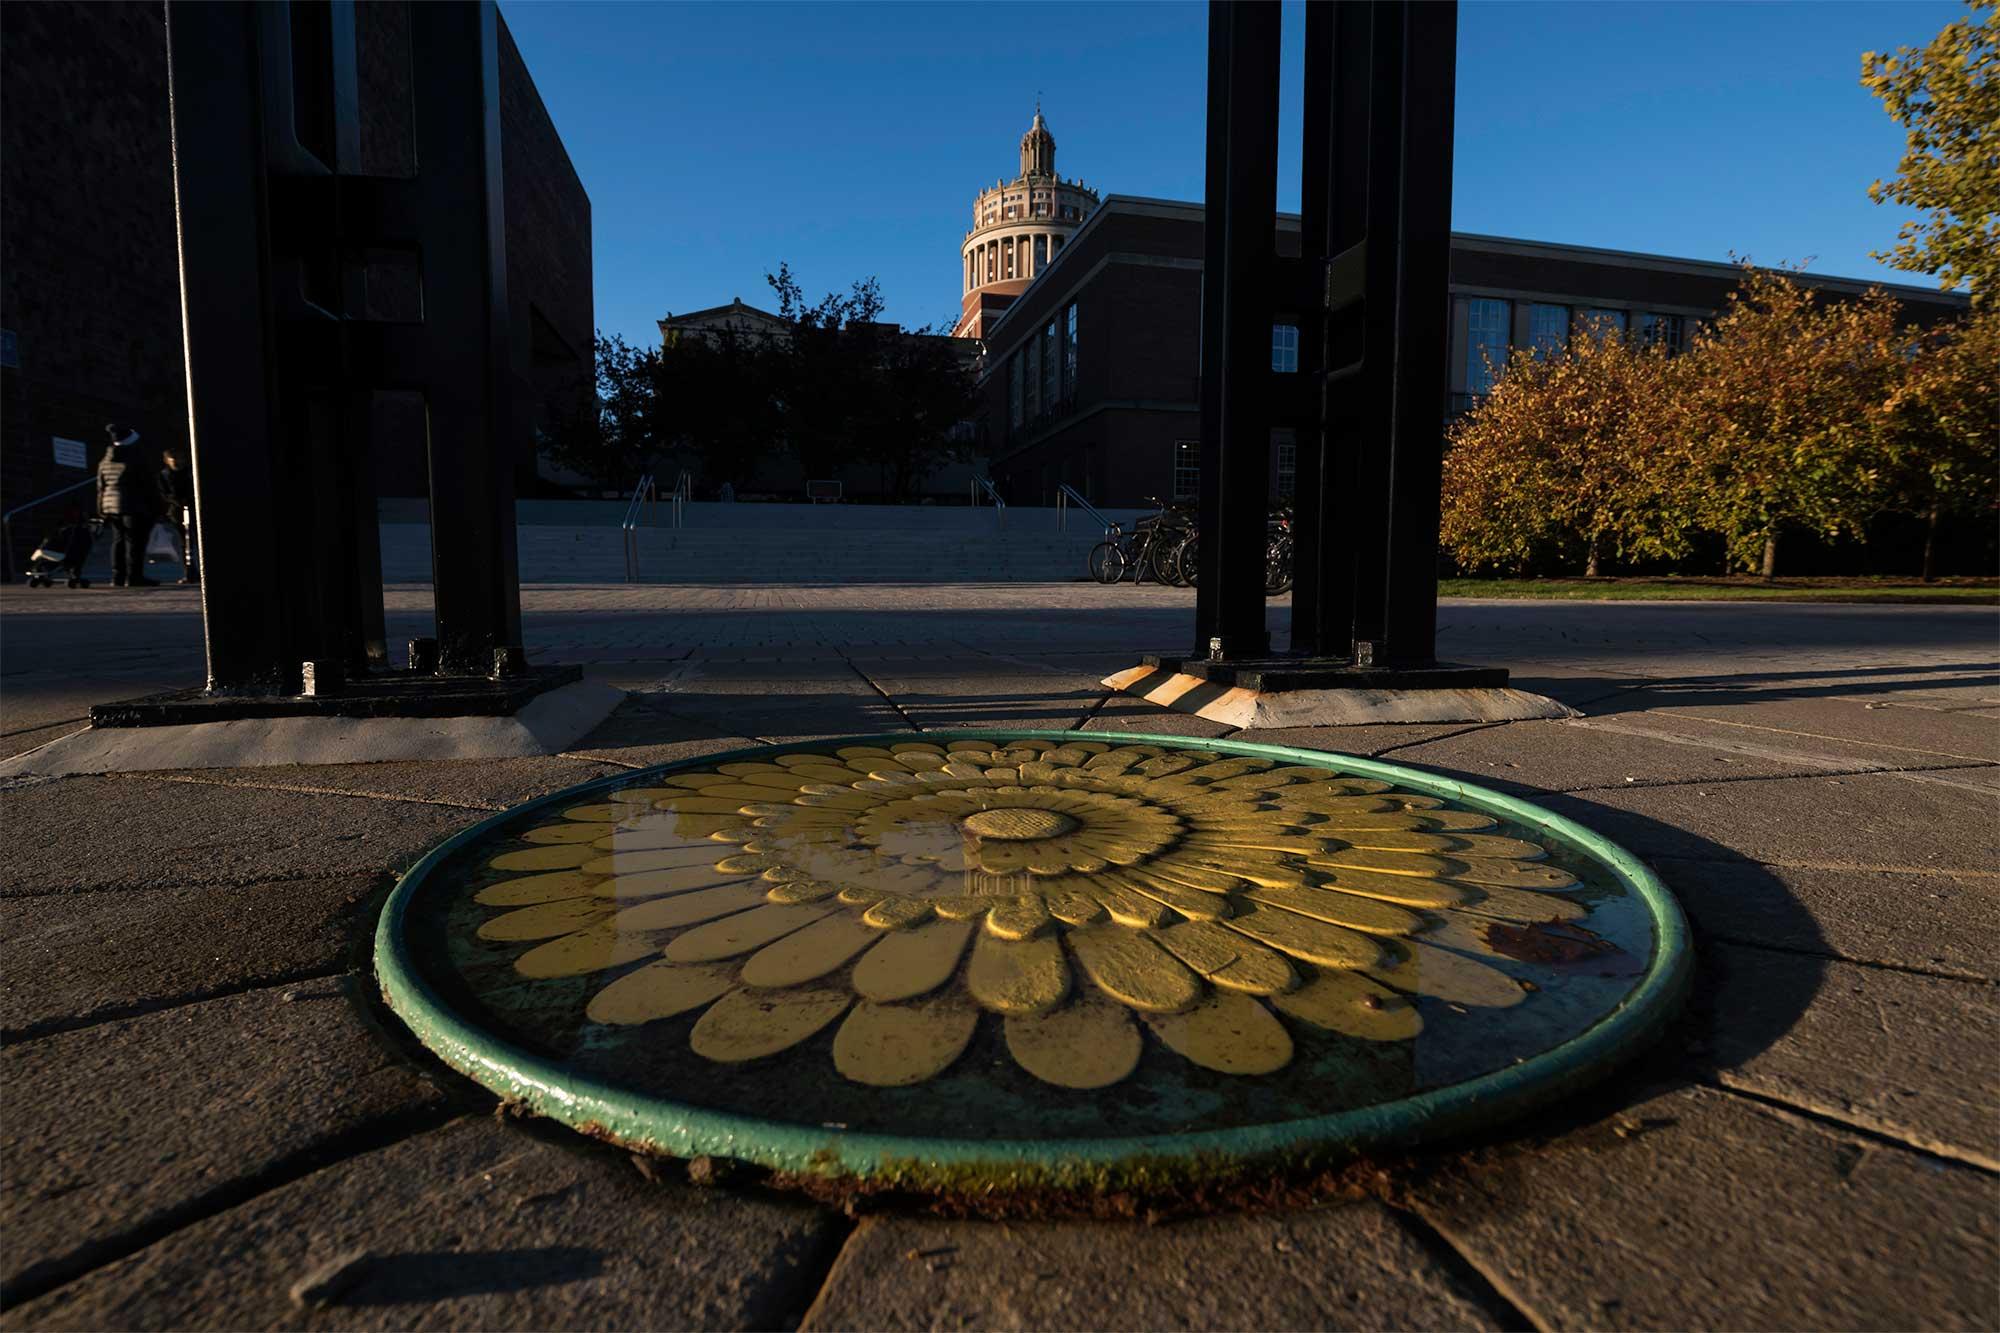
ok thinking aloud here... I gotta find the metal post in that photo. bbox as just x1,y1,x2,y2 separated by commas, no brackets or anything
1377,0,1458,666
1294,0,1458,670
1192,0,1280,660
166,1,301,694
410,1,522,675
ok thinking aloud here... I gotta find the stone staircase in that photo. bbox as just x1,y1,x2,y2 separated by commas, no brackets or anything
376,501,1144,584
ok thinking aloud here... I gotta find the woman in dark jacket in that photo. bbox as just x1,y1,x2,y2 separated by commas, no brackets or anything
96,423,159,587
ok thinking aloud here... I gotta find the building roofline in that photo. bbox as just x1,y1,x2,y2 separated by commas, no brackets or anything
657,297,786,331
983,196,1970,342
1445,231,1969,303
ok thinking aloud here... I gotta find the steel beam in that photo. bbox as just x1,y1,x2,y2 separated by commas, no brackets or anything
409,2,522,674
1192,0,1281,659
166,1,300,694
1290,0,1458,670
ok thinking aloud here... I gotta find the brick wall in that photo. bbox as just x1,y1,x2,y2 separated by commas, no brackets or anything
1,1,185,557
0,0,592,568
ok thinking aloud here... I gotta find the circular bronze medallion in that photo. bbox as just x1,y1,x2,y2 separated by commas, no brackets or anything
378,731,1689,1190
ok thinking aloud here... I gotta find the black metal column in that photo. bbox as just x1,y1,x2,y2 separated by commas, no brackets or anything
410,1,523,675
1377,0,1458,666
1192,0,1280,660
1294,0,1459,670
166,1,301,694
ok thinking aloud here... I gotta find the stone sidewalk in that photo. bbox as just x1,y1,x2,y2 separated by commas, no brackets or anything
2,583,1995,1329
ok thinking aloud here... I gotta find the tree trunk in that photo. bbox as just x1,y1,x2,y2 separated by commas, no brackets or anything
1759,530,1779,582
1584,535,1602,578
1922,503,1941,583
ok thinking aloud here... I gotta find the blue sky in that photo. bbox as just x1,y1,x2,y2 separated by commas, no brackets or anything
497,0,1965,347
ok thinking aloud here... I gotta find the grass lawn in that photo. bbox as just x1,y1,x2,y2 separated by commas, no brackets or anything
1438,575,1999,605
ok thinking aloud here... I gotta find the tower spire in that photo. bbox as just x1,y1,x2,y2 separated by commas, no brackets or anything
1020,102,1055,178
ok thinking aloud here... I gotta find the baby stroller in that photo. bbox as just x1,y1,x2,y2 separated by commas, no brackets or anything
25,517,97,588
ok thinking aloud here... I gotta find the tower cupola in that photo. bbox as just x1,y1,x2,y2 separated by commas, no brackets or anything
1020,105,1056,179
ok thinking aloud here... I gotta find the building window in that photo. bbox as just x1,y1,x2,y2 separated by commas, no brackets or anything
1004,242,1015,280
1009,354,1023,432
1026,336,1041,420
1035,234,1048,270
1275,437,1296,502
1173,440,1200,501
1064,302,1078,395
1042,319,1060,411
987,250,996,282
1465,298,1511,394
1271,323,1300,373
1638,312,1684,353
1528,303,1568,355
1576,308,1627,341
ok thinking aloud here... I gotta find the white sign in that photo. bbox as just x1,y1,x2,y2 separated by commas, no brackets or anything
52,437,87,470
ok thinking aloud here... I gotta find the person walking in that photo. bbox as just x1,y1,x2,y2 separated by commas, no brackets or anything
96,423,158,588
159,445,198,583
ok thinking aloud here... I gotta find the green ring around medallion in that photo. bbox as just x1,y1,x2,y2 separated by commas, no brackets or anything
374,728,1692,1192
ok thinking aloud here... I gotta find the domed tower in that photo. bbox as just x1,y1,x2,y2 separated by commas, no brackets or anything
955,106,1100,341
1020,107,1055,178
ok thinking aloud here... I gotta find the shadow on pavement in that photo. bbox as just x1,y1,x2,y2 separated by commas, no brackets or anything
340,1247,607,1304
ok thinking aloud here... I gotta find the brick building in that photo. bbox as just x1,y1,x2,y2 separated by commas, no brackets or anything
979,195,1972,511
0,1,591,561
953,108,1101,341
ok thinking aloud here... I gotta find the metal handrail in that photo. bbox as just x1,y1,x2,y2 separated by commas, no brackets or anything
3,477,98,583
621,472,655,583
969,475,1006,522
1055,483,1116,541
669,469,692,528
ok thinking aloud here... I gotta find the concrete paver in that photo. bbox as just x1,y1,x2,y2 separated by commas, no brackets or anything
1702,941,1999,1167
1590,695,2000,770
9,1117,842,1331
0,976,447,1302
1614,684,2000,765
800,1202,1506,1332
1383,717,1867,794
844,655,1105,733
2,584,1995,1329
0,873,377,1038
1539,769,2000,871
0,776,484,897
140,756,630,812
1654,859,1998,980
1409,1082,1999,1331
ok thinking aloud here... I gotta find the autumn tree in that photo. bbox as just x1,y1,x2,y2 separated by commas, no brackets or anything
1679,267,1907,578
1862,1,1999,306
1441,330,1691,575
1879,305,2000,578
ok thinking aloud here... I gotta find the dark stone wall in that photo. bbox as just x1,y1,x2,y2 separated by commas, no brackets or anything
0,1,185,550
0,0,592,569
497,13,593,498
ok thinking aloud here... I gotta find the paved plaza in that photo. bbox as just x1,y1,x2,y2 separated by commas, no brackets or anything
2,581,1996,1329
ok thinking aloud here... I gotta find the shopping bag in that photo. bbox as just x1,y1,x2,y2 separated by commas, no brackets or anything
145,522,178,563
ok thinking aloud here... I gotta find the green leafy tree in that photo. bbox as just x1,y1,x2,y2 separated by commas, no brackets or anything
542,332,667,487
765,264,976,496
766,263,886,482
1680,267,1907,578
1879,305,2000,578
655,323,782,489
1862,2,2000,306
